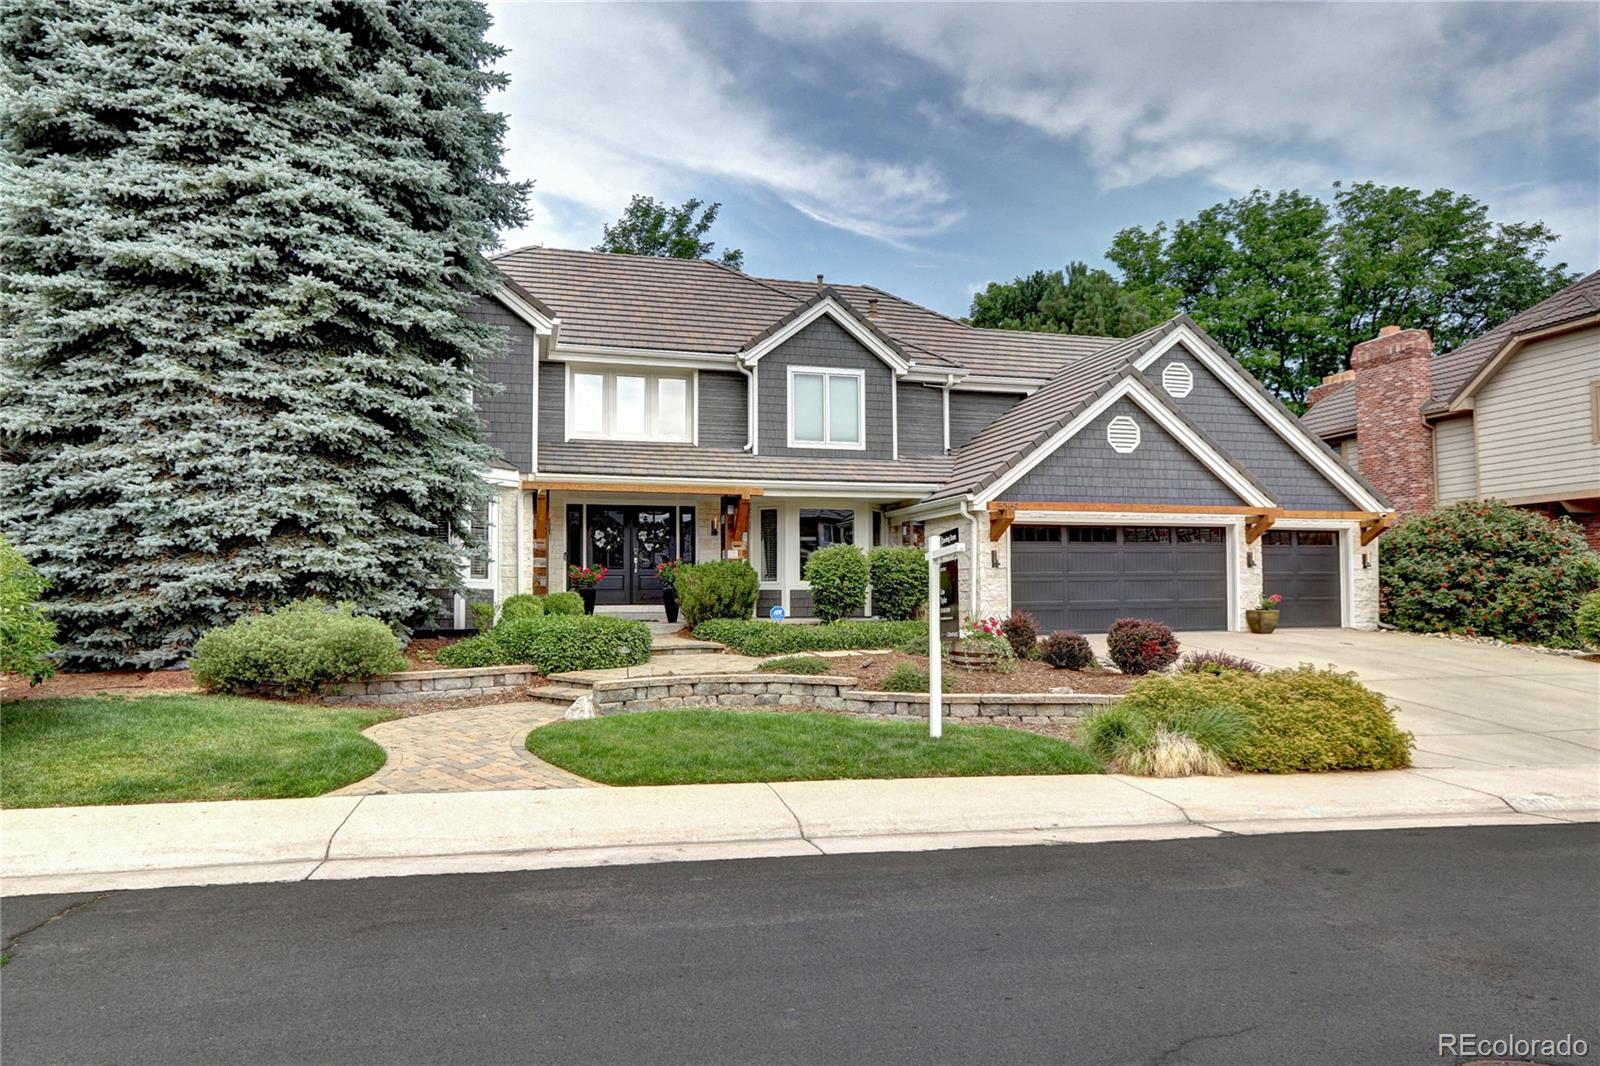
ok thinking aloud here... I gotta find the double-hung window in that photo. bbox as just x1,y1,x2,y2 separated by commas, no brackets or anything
568,367,693,442
788,367,864,449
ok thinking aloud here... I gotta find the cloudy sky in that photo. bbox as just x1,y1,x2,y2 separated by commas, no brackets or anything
486,2,1598,317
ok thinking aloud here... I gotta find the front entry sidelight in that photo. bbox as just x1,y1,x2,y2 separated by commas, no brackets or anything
570,504,697,606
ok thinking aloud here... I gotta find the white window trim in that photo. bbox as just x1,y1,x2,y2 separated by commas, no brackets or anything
462,497,499,591
564,364,697,444
786,365,866,451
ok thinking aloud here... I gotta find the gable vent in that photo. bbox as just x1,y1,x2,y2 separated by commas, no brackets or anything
1106,415,1141,454
1162,362,1194,398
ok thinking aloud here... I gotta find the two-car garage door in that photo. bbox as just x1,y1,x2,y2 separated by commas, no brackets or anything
1011,525,1228,633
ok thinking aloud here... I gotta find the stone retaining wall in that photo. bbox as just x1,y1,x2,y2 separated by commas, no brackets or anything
589,673,1118,724
323,665,543,706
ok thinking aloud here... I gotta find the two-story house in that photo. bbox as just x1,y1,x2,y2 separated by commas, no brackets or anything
1303,270,1600,548
447,247,1392,634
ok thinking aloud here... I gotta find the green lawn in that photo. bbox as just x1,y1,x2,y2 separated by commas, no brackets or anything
1,695,396,808
526,709,1103,785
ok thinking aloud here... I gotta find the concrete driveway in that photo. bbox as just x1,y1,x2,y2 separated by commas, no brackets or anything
1175,629,1600,770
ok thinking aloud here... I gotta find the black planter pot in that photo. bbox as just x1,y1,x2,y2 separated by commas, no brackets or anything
662,586,679,624
578,587,597,615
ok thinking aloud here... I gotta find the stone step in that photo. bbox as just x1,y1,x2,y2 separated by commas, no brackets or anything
537,685,593,701
650,641,727,656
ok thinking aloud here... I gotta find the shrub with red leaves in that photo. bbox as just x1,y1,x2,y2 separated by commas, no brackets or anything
1106,618,1180,675
1000,610,1039,658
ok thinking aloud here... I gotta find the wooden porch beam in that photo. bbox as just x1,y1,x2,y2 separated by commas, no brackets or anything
1360,512,1400,547
1245,513,1276,543
988,505,1015,542
533,489,549,542
731,495,752,548
521,479,764,497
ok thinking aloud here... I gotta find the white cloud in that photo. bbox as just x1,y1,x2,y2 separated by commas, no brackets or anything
484,3,962,251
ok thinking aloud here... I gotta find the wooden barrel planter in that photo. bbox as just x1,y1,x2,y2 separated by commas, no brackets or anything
947,639,1003,670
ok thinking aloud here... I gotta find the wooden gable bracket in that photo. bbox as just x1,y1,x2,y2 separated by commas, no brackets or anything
1360,512,1399,547
988,505,1016,542
732,495,752,548
1245,512,1276,544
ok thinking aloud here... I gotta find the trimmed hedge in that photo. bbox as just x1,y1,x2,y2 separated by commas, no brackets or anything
803,544,869,623
694,619,926,656
498,594,544,624
543,591,585,616
868,547,925,621
1040,631,1095,670
1,536,57,685
676,561,759,627
191,599,407,694
1106,618,1180,675
435,635,510,668
1578,591,1600,648
1001,610,1039,659
491,615,651,674
1381,499,1600,647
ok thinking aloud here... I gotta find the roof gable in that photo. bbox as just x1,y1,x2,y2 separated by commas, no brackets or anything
738,289,909,374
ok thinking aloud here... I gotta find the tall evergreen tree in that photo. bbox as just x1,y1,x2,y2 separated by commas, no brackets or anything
0,0,528,667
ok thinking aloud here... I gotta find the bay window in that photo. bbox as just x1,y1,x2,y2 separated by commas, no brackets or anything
567,367,694,442
788,367,863,449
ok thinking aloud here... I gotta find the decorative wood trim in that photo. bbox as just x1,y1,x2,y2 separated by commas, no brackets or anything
1245,513,1276,543
732,496,752,548
1360,513,1399,546
533,489,549,542
522,479,765,497
988,505,1016,542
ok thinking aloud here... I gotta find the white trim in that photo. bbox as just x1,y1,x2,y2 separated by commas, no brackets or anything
481,467,521,487
941,381,952,454
536,472,940,497
1132,325,1388,512
740,297,910,375
891,371,899,461
786,365,867,451
958,376,1044,394
564,364,696,444
491,285,557,335
978,376,1277,509
550,345,738,372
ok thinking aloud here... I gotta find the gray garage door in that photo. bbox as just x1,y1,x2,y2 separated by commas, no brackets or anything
1011,525,1228,633
1262,530,1341,627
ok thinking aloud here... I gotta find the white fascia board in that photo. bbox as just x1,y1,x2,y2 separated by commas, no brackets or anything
957,376,1044,394
884,498,966,522
492,285,557,335
976,377,1275,509
740,298,910,375
551,344,739,371
533,472,935,497
1131,324,1388,512
903,366,971,385
481,467,522,487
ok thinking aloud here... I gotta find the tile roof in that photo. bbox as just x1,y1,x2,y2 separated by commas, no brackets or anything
1299,380,1356,438
490,247,1117,385
537,441,953,487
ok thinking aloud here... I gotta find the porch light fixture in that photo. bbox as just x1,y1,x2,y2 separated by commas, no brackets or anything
991,549,1000,568
1246,550,1255,568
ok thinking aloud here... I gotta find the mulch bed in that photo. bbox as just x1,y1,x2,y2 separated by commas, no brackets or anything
2,669,202,703
402,636,465,670
816,651,1136,695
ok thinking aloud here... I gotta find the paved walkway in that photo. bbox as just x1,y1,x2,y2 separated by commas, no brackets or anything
334,702,597,795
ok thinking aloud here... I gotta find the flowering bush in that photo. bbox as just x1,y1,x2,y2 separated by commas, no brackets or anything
1105,618,1180,675
568,564,608,589
1256,592,1284,611
968,614,1005,638
655,559,686,589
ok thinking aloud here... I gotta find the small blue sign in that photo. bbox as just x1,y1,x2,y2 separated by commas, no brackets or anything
769,604,787,622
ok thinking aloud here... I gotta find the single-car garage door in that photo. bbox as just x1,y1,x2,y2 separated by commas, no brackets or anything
1261,530,1342,627
1010,525,1228,633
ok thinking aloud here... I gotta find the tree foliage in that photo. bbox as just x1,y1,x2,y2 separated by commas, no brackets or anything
1106,183,1574,404
596,194,744,270
968,261,1153,337
1,0,528,667
1,535,58,684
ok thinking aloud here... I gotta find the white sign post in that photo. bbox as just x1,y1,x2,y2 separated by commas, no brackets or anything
925,536,964,739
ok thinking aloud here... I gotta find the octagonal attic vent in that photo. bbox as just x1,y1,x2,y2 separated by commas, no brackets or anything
1106,415,1141,454
1162,362,1195,398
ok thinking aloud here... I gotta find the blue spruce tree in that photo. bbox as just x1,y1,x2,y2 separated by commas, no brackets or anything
1,1,528,666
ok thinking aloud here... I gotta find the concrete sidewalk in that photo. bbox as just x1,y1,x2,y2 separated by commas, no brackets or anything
4,766,1595,895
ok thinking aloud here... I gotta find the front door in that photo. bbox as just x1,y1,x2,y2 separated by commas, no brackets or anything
580,504,693,605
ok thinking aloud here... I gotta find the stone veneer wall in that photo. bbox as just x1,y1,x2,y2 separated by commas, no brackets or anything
324,666,543,706
588,673,1117,725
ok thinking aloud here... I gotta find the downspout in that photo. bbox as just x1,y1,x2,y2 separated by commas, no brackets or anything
738,359,757,454
941,375,954,453
956,498,981,630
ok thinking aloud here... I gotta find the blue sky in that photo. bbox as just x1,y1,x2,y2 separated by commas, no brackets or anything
486,2,1599,318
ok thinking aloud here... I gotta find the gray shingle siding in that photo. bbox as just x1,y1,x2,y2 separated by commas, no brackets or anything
898,382,945,457
755,316,895,460
698,370,748,449
467,296,535,471
950,390,1024,449
1006,398,1245,506
1149,346,1358,509
537,362,565,445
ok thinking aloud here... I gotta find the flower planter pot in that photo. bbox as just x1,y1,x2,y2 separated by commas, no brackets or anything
1246,609,1280,634
662,587,679,625
947,638,1002,670
578,587,597,615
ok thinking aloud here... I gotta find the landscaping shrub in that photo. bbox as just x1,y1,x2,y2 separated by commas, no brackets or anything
694,619,926,656
1180,650,1263,676
756,655,834,675
803,544,869,623
1381,499,1600,647
190,599,408,694
1001,610,1039,659
879,663,951,693
435,635,510,668
675,561,759,627
1039,631,1095,670
1575,591,1600,649
1105,618,1180,675
868,547,926,620
542,591,584,616
1080,680,1251,776
1,536,58,684
470,601,495,633
498,594,544,624
491,615,651,674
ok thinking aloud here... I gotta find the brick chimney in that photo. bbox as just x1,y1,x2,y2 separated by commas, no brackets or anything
1306,369,1355,408
1350,325,1435,516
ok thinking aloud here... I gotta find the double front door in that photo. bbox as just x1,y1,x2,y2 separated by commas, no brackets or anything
570,504,695,605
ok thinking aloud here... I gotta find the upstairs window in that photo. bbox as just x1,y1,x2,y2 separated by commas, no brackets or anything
788,367,863,449
568,367,693,443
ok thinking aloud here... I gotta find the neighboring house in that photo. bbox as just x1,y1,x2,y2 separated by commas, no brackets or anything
447,247,1392,633
1302,270,1600,549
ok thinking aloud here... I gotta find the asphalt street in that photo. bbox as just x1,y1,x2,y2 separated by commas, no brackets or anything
2,823,1595,1065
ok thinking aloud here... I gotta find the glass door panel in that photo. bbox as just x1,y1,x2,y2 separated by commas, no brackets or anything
631,507,675,603
587,507,628,604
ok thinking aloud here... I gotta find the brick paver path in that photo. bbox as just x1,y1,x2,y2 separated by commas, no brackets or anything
335,701,598,794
